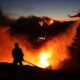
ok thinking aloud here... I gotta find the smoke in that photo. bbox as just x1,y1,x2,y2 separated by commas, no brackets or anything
38,20,79,69
0,20,79,70
10,16,74,48
0,7,80,70
0,6,13,26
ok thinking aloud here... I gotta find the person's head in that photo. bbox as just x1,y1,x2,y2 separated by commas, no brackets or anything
14,43,19,48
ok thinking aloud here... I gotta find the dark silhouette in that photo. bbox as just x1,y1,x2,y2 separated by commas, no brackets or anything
12,43,24,66
0,63,80,80
68,13,80,18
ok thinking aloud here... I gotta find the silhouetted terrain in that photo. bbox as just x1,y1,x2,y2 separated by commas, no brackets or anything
0,63,80,80
0,7,80,80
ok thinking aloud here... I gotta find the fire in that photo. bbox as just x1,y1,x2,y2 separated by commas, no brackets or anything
39,17,54,26
47,19,54,25
39,53,50,68
39,21,43,26
36,20,80,69
0,20,79,70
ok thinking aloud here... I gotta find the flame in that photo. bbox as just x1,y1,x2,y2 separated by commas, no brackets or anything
38,52,50,68
39,21,43,26
37,20,80,69
43,18,54,25
0,20,80,70
47,19,54,25
39,18,54,26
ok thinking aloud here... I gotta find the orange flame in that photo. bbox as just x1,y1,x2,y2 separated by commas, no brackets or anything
0,20,80,70
39,18,54,26
37,20,80,69
39,21,43,26
47,19,54,25
38,52,50,68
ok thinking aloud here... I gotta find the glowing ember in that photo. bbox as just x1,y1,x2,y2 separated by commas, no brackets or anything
39,53,50,68
39,18,54,27
47,19,54,25
39,21,43,26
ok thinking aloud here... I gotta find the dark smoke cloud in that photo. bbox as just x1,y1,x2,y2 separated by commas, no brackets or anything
0,6,75,48
0,5,75,48
68,25,80,71
0,6,80,70
0,6,14,26
10,15,75,48
9,16,80,70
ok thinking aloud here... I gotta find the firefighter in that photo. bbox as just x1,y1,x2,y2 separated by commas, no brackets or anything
12,43,24,66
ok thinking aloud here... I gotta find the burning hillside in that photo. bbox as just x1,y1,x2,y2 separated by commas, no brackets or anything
0,19,79,70
0,9,80,70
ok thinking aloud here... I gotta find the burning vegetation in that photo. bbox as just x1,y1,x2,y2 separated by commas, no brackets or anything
39,17,54,26
0,8,80,70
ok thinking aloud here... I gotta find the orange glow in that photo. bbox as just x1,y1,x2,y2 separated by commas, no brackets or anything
38,53,50,68
39,18,54,27
39,21,43,26
47,19,54,25
37,20,80,69
44,18,54,25
0,20,80,70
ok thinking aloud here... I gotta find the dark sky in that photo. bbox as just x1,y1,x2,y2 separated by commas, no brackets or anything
0,0,80,20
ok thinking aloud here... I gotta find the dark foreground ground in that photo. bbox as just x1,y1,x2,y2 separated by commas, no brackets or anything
0,63,80,80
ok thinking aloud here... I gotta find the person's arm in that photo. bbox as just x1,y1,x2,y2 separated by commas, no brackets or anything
20,49,24,56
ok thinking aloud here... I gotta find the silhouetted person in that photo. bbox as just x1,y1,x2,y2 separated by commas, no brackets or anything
12,43,24,66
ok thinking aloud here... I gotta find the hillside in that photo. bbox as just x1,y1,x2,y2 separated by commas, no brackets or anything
0,63,80,80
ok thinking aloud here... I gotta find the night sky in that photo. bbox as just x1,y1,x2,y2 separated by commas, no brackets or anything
0,0,80,20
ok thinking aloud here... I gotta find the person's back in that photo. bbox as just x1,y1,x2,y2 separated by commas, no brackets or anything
12,43,24,66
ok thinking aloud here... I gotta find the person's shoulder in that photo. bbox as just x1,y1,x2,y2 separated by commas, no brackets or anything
19,48,22,51
12,48,15,51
